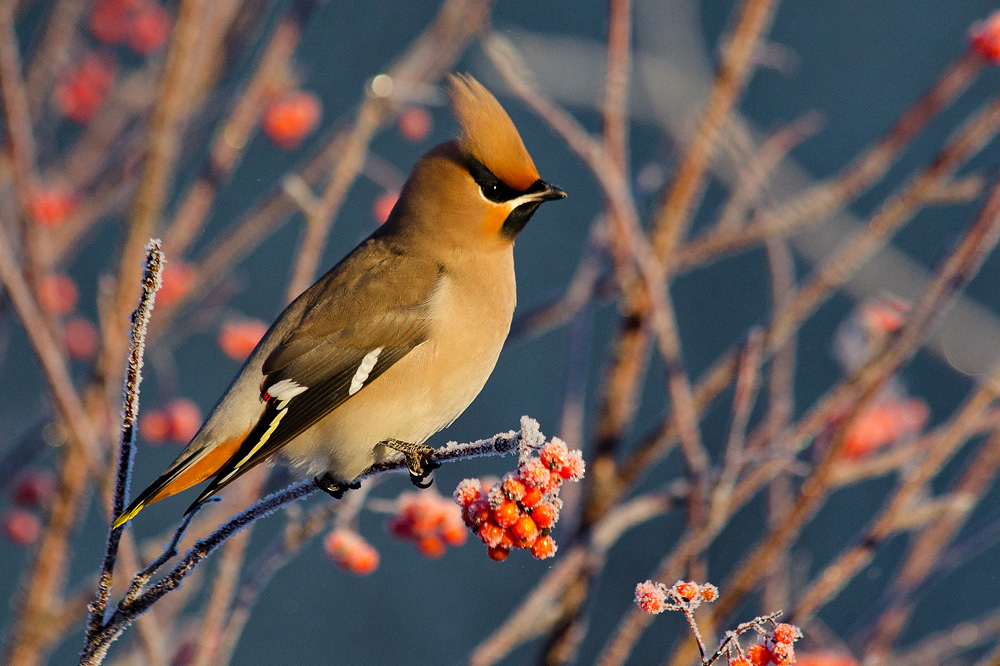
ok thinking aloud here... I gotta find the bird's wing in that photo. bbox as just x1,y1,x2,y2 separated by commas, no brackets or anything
184,240,444,512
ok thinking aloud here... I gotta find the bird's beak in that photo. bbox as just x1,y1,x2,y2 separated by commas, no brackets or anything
526,179,567,202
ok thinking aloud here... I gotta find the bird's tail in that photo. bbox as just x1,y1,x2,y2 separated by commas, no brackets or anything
112,435,246,528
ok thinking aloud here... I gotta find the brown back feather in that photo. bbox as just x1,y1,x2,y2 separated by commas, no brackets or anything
448,73,539,191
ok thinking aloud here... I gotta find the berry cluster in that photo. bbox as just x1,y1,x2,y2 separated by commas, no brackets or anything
263,91,322,150
971,12,1000,64
323,529,379,575
737,622,802,666
33,273,100,361
634,579,718,615
453,437,584,562
140,399,202,445
2,469,57,546
388,490,467,558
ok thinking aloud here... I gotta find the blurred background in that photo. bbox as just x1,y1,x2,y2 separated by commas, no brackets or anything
3,0,1000,664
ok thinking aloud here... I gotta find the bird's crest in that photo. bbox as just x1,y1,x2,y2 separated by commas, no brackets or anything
448,73,539,191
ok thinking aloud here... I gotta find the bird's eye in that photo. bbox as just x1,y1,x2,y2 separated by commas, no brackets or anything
481,183,500,200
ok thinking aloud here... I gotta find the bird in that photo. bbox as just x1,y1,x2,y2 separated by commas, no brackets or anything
114,74,566,528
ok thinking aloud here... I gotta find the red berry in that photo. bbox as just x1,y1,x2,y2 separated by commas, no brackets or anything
559,451,585,481
128,2,172,55
498,528,514,549
55,54,116,124
747,644,771,666
349,544,379,574
773,623,798,645
372,191,398,225
3,510,41,545
971,12,1000,64
540,439,568,470
635,581,667,614
699,583,718,602
38,274,78,314
477,521,504,548
494,501,520,528
263,91,321,149
531,503,556,529
530,534,556,559
64,317,99,360
398,106,432,143
453,479,481,508
501,474,525,501
441,521,467,546
12,470,56,507
416,535,446,559
519,459,551,489
512,515,538,542
487,545,509,561
731,659,751,666
140,409,171,443
521,487,543,508
675,581,697,601
166,399,201,443
218,319,268,361
159,262,194,305
27,188,74,227
771,643,794,666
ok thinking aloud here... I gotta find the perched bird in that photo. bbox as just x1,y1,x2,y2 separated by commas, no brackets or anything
114,74,566,527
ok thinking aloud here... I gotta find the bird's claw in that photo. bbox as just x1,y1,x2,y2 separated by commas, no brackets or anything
404,449,440,488
314,473,361,499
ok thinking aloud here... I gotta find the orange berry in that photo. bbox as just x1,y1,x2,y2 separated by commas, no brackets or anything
64,317,99,360
843,398,928,458
771,643,794,666
140,409,171,443
487,545,509,561
498,528,514,549
494,501,520,528
521,486,543,508
699,583,718,602
398,106,432,142
501,475,525,501
12,470,56,507
166,398,201,443
540,439,568,470
675,581,697,601
747,644,771,666
348,544,379,575
372,191,399,225
773,623,798,644
530,534,556,559
971,12,1000,64
478,521,504,548
519,459,551,489
531,503,556,529
263,91,321,149
218,319,268,361
38,274,78,314
731,659,751,666
128,2,171,55
635,580,667,614
559,451,585,481
158,262,194,305
512,515,538,542
3,510,41,545
441,521,467,546
416,535,446,559
453,478,481,508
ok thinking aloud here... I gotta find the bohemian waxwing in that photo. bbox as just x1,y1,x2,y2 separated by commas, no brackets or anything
115,74,566,527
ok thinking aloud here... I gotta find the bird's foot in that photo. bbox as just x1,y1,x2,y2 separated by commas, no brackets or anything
382,439,440,488
314,472,361,499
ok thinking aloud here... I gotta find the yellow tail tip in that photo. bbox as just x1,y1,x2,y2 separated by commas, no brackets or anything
113,502,145,529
